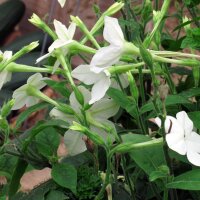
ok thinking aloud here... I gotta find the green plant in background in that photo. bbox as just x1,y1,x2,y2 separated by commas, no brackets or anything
1,0,200,199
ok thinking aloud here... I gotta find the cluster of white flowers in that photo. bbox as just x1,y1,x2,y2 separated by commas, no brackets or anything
1,6,199,167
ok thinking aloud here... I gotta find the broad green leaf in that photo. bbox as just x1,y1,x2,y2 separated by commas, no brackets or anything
167,169,200,190
45,190,67,200
8,159,28,197
51,163,77,194
15,102,49,130
35,127,60,158
122,134,166,175
179,87,200,98
62,151,93,168
149,165,169,182
22,119,69,152
188,111,200,129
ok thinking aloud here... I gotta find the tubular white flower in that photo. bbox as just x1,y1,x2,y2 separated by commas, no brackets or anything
12,73,47,110
50,86,119,156
90,16,125,73
155,111,200,166
72,64,128,104
36,20,76,72
0,50,12,90
57,0,66,7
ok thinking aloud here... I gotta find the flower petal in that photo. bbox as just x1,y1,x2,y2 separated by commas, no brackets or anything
176,111,193,136
64,130,87,156
72,65,101,85
54,19,70,40
68,22,76,39
27,73,47,89
48,40,73,52
89,73,111,104
186,131,200,166
90,98,119,119
91,45,122,72
3,51,12,60
12,95,27,110
50,107,75,125
25,96,39,107
103,16,124,46
36,52,51,63
0,71,12,89
165,116,186,155
57,0,66,7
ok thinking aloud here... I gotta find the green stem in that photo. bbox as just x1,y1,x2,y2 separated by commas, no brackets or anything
95,150,112,200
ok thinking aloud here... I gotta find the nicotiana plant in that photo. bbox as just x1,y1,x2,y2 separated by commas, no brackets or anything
1,0,200,200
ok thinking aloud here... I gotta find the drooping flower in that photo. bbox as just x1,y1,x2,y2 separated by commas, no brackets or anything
155,111,200,166
90,16,126,73
12,73,47,110
50,86,119,156
57,0,66,8
0,51,12,90
72,65,128,104
36,20,76,72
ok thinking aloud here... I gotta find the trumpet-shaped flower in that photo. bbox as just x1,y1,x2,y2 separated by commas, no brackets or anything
90,16,126,73
72,65,129,104
12,73,47,110
0,51,12,90
36,20,76,72
57,0,66,7
50,86,119,156
155,111,200,166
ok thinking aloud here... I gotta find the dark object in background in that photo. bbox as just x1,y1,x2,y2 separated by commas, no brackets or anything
0,0,25,44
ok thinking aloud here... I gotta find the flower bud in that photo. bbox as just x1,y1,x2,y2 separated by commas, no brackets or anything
139,45,153,68
1,99,15,118
72,86,84,106
10,41,39,62
29,14,57,40
127,71,139,103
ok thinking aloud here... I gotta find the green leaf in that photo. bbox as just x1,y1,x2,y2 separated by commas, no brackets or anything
107,88,137,118
45,190,67,200
35,127,60,158
8,159,28,197
140,94,190,114
61,151,93,168
22,119,69,152
167,169,200,190
122,134,166,175
15,102,49,130
51,163,77,194
149,165,169,182
188,111,200,129
44,80,70,98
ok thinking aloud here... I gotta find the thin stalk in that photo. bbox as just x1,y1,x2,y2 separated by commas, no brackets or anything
95,150,112,200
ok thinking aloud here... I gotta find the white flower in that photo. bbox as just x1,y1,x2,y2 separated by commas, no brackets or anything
72,65,129,104
0,51,12,90
50,86,119,156
57,0,66,7
155,111,200,166
90,16,125,73
36,20,76,72
12,73,47,110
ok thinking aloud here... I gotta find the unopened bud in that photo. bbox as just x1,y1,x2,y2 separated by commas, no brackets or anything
1,99,15,118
